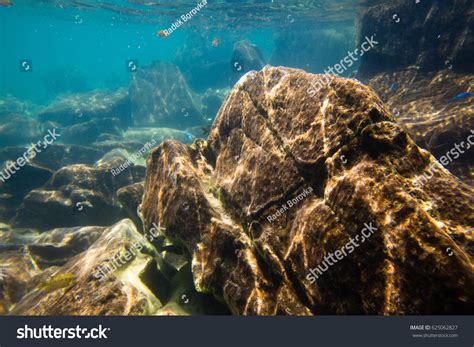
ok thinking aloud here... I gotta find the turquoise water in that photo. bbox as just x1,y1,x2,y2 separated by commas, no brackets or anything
0,0,357,104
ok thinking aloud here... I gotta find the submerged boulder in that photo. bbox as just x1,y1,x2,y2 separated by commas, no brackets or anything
0,95,38,117
0,162,53,222
129,62,205,128
10,219,164,315
0,244,43,315
1,219,228,315
61,117,123,145
32,144,105,171
117,182,144,230
11,157,145,231
141,65,474,315
0,224,103,314
230,40,266,86
0,114,42,147
37,89,132,128
0,144,105,172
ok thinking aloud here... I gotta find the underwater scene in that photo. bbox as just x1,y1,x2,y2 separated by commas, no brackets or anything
0,0,473,316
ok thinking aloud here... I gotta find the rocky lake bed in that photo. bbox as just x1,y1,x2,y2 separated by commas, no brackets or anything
0,0,472,316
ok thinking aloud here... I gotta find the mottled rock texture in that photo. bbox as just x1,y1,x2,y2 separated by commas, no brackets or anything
4,219,228,316
11,159,145,231
10,219,163,315
357,0,474,78
366,69,474,186
141,66,474,315
0,224,103,314
129,62,205,128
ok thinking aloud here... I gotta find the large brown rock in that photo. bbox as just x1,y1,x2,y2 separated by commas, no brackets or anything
141,65,474,315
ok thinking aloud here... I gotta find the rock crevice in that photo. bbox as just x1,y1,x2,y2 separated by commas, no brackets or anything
141,66,474,315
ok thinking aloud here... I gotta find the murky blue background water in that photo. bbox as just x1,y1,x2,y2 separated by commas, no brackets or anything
0,0,357,104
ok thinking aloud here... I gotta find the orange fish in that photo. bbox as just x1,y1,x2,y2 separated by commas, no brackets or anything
156,30,168,38
211,37,220,47
0,0,13,7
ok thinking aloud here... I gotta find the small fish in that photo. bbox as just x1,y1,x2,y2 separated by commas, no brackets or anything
0,0,13,7
0,193,12,199
212,37,220,47
36,273,76,293
448,92,474,103
156,30,168,38
389,82,398,92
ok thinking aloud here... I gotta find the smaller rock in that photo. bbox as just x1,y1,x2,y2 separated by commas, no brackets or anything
11,159,145,230
0,114,42,147
129,62,205,128
10,219,165,315
62,118,123,146
29,225,105,268
0,95,39,117
0,162,53,222
37,89,132,128
230,40,265,85
117,182,144,229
